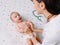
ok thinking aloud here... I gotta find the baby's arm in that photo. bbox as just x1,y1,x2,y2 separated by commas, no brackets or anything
26,21,34,30
27,39,33,45
26,21,43,33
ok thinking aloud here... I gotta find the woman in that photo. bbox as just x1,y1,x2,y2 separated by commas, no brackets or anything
31,0,60,45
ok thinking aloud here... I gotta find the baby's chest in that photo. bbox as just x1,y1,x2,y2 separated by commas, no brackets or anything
19,22,30,28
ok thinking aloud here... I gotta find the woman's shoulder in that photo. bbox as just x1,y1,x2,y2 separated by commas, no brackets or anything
51,14,60,25
54,14,60,21
44,14,60,31
46,14,60,25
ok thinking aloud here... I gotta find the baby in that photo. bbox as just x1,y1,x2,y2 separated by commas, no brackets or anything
10,12,42,45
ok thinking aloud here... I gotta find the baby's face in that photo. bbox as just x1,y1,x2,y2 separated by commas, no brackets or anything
11,13,22,23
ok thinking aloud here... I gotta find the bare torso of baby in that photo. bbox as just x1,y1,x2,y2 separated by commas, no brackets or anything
15,21,35,45
16,21,32,33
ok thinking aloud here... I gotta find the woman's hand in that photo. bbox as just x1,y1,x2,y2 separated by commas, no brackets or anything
33,29,43,33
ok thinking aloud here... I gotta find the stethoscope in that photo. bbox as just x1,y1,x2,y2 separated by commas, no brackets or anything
32,10,43,22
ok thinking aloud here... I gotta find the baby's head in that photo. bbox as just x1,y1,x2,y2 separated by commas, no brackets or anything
10,12,22,23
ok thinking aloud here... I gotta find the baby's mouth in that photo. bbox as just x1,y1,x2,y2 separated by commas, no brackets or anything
19,18,21,20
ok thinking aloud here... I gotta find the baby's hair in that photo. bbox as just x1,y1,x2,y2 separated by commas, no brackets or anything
10,12,20,22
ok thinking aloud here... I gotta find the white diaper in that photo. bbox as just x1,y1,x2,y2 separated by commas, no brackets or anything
36,42,41,45
24,34,34,39
24,32,36,39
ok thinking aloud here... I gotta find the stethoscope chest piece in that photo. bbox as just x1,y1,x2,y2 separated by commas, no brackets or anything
32,10,43,21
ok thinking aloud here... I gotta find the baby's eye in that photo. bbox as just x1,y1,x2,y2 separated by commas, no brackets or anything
15,16,18,18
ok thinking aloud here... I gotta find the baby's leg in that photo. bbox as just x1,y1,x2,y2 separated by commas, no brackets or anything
31,37,41,45
27,39,33,45
36,33,42,44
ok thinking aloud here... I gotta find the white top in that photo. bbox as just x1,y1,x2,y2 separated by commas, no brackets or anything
37,14,60,45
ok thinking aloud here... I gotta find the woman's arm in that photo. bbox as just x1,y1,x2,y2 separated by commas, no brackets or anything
33,29,43,33
27,21,43,33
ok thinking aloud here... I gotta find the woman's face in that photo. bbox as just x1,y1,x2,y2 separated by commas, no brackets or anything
33,0,44,14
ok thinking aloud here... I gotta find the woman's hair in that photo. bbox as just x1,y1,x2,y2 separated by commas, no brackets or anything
31,0,60,15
